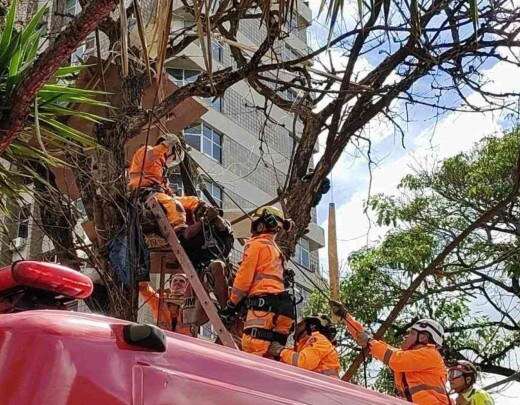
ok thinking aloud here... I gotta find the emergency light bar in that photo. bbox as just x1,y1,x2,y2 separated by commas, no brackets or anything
0,261,93,299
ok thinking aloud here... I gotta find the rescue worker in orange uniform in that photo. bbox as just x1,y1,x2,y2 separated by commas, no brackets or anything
128,133,189,229
138,273,191,335
331,301,451,404
268,314,340,377
127,134,223,265
220,206,296,356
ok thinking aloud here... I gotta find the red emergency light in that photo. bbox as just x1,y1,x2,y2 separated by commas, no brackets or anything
0,261,93,299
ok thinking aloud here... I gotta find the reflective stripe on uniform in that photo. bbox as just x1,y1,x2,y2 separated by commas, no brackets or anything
291,352,299,366
407,384,447,396
244,318,267,328
253,272,284,284
383,348,394,365
319,369,339,377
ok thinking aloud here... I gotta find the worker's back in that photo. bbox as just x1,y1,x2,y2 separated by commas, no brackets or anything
0,310,408,405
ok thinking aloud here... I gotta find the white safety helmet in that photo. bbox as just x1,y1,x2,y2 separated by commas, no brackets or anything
411,318,444,347
160,133,185,167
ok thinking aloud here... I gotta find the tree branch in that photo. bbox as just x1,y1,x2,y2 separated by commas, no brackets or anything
0,0,119,153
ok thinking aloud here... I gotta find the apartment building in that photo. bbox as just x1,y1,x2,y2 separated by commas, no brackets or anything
4,1,326,328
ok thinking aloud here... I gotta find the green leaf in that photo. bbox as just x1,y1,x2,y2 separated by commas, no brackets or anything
24,32,41,64
40,105,112,123
7,45,24,93
56,65,91,77
0,0,18,63
39,84,106,96
38,117,98,148
20,5,47,47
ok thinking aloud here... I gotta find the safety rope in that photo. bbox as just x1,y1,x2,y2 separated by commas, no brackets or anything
131,119,361,346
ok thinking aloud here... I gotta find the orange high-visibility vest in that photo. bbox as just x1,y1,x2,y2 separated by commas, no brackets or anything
280,331,340,377
229,233,284,305
370,340,450,404
128,144,169,190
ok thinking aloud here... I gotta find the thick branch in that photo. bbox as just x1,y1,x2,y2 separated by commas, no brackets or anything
0,0,118,153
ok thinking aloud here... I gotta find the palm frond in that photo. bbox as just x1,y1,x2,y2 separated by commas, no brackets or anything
0,1,109,206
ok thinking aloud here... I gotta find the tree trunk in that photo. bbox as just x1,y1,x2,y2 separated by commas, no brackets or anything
30,162,80,270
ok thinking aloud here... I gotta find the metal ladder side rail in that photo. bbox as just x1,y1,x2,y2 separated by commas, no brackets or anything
146,195,238,349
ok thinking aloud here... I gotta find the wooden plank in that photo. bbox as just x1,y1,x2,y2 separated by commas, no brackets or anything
327,202,340,301
146,196,238,349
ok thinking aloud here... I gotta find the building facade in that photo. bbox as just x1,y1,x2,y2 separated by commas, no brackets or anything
4,1,326,331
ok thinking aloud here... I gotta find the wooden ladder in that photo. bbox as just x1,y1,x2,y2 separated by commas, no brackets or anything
146,195,238,349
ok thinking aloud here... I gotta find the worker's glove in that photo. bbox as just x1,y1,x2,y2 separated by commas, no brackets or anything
329,300,348,319
268,341,285,358
220,302,238,323
355,330,372,349
205,206,220,221
283,268,295,287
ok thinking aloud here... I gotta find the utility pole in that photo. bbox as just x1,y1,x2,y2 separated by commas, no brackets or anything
328,203,340,303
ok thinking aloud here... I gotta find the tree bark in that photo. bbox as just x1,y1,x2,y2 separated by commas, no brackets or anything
0,0,119,153
30,162,80,270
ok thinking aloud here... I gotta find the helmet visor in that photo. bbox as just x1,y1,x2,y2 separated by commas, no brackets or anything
448,369,464,380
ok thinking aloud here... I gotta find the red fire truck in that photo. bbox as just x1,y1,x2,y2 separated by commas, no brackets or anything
0,261,405,404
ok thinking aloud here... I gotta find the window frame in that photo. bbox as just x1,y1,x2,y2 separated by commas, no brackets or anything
167,68,200,87
184,122,222,163
16,205,31,239
211,41,224,63
295,238,310,269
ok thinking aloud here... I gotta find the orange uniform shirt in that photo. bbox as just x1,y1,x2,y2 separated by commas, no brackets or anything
138,283,191,335
370,340,450,405
280,331,340,377
229,233,284,305
128,144,169,190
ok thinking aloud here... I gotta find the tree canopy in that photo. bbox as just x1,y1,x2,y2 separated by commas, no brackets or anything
308,130,520,384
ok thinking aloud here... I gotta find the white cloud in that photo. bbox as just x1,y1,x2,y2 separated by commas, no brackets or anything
316,41,520,403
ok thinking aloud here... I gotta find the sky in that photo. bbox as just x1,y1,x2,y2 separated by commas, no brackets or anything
305,0,520,402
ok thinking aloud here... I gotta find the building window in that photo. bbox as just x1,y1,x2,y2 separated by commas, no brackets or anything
285,88,298,102
182,19,195,29
199,323,214,339
283,44,299,61
71,33,95,65
16,205,31,239
199,181,223,207
168,171,184,196
167,68,200,87
184,122,222,162
211,41,224,63
64,0,79,22
295,238,310,269
208,97,224,112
